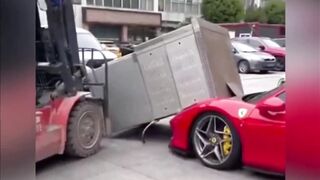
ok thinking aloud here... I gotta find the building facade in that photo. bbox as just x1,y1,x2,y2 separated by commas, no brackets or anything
73,0,202,44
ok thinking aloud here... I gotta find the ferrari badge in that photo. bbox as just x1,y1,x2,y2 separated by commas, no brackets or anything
238,108,248,119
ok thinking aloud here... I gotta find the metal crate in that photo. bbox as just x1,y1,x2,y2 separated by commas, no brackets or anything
91,18,244,135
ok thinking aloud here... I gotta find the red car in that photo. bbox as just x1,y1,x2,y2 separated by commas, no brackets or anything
233,37,286,71
169,84,286,175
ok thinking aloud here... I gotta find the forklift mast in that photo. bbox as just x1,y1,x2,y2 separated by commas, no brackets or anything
36,0,84,104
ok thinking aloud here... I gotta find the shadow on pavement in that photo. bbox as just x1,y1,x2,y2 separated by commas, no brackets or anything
113,122,172,143
246,171,285,180
36,155,76,173
37,123,172,173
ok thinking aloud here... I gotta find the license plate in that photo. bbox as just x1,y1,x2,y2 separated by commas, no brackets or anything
266,63,275,67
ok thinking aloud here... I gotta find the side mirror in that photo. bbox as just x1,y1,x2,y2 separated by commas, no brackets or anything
259,45,266,51
232,48,237,54
257,97,285,113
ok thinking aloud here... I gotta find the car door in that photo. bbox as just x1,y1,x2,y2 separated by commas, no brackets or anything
242,90,286,173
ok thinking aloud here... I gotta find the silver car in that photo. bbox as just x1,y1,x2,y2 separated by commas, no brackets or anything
231,41,276,73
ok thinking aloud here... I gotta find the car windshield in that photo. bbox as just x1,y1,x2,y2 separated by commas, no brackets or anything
261,38,281,48
232,42,257,53
274,39,286,47
77,33,102,50
242,85,283,104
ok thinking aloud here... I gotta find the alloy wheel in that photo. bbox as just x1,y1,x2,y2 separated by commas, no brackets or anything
193,114,233,166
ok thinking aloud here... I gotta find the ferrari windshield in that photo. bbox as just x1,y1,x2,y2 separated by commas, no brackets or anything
242,85,283,104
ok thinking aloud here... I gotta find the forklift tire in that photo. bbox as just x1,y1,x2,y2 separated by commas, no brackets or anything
65,100,103,158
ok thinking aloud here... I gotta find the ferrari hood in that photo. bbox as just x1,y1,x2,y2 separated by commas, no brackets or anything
196,97,256,120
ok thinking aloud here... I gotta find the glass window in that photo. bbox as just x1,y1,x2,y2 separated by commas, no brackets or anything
232,42,257,52
123,0,130,8
186,3,192,14
141,0,147,10
114,0,121,7
261,38,282,48
147,0,153,10
165,0,171,11
104,0,112,6
235,39,248,44
96,0,103,5
171,2,178,12
192,3,199,15
73,0,82,4
159,0,164,11
77,33,102,50
248,39,262,48
178,2,184,12
132,0,139,9
171,0,185,13
87,0,94,5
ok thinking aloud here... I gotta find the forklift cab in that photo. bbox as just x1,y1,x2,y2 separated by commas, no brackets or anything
35,0,108,162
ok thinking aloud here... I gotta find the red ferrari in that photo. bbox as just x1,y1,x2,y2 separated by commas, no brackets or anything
169,84,286,175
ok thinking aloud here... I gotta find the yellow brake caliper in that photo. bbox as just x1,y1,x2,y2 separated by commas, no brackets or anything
222,126,232,156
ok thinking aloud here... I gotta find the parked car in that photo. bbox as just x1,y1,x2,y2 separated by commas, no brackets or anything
232,37,286,71
169,84,286,175
273,38,286,47
231,41,276,73
76,28,117,68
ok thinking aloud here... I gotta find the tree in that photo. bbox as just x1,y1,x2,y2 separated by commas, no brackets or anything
202,0,245,23
244,7,267,23
263,0,285,24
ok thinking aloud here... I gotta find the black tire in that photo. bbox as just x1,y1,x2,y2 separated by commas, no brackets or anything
238,60,250,74
274,59,285,71
65,100,103,158
191,112,241,170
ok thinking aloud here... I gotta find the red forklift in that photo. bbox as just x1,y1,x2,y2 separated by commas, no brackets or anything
35,0,107,161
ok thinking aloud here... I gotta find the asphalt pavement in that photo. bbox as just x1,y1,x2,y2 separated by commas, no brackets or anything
37,72,285,180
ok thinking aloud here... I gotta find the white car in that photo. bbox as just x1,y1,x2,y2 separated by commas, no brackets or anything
76,28,117,67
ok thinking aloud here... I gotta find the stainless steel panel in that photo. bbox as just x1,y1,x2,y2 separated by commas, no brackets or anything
192,18,244,97
136,46,181,119
165,34,210,108
107,55,153,134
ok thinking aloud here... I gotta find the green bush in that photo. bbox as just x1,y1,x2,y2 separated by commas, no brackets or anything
245,7,267,23
263,0,285,24
202,0,245,23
